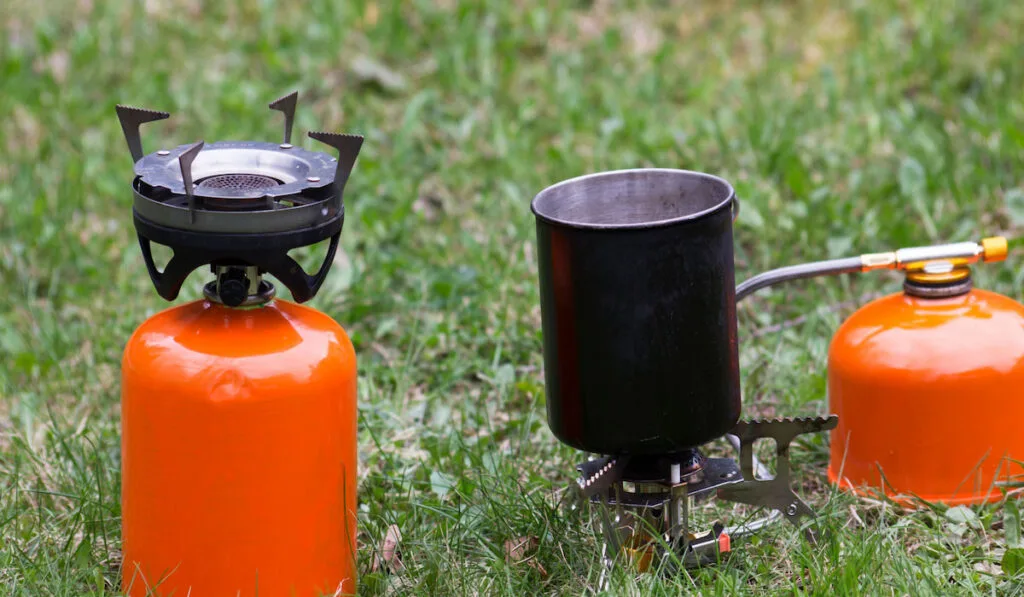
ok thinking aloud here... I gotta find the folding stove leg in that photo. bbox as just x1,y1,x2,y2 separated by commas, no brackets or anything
668,482,688,547
595,488,624,556
716,416,839,543
595,486,669,575
593,486,628,590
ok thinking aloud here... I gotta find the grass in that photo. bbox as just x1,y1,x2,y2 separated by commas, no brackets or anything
2,0,1024,594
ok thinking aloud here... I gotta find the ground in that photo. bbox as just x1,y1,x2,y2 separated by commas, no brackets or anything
2,0,1024,595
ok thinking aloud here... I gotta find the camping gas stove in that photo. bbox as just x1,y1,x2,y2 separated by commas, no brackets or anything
115,91,366,595
115,91,362,306
571,416,837,571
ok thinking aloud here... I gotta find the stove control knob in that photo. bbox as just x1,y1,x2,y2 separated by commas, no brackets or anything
218,270,250,307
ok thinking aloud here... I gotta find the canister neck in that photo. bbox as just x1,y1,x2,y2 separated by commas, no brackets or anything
203,265,276,307
903,261,973,298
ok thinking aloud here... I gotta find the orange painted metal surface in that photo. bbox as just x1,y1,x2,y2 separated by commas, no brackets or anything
827,288,1024,505
121,299,358,596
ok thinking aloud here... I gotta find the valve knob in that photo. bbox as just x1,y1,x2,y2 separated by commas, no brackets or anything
982,236,1008,262
218,269,250,307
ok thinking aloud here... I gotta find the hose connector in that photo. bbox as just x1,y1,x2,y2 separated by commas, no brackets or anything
860,237,1008,272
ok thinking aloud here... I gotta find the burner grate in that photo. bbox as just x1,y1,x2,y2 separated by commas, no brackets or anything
115,91,365,304
197,173,282,191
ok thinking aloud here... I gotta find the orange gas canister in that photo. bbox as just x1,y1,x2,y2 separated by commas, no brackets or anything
827,252,1024,506
115,95,365,595
121,300,358,596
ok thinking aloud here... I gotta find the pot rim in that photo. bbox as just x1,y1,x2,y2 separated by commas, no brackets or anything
530,168,736,231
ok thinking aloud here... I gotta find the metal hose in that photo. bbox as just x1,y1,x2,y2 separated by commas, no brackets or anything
734,238,1006,303
735,257,864,303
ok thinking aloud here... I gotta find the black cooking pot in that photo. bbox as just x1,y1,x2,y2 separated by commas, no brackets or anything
531,169,741,456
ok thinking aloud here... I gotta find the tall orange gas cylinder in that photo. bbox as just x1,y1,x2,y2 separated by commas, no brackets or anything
826,238,1024,505
115,93,364,596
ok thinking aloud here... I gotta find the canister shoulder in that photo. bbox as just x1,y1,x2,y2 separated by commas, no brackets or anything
123,299,356,389
829,289,1024,377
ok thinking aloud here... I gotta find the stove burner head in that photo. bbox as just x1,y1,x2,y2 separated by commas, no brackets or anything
197,174,282,192
115,92,364,304
620,450,708,483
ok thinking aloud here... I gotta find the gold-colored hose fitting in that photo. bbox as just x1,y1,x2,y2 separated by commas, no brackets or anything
905,261,971,285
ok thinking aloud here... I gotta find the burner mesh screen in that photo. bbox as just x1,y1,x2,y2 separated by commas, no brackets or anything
197,174,281,191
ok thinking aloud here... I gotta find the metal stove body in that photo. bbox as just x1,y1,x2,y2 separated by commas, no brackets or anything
572,417,837,572
116,93,362,306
